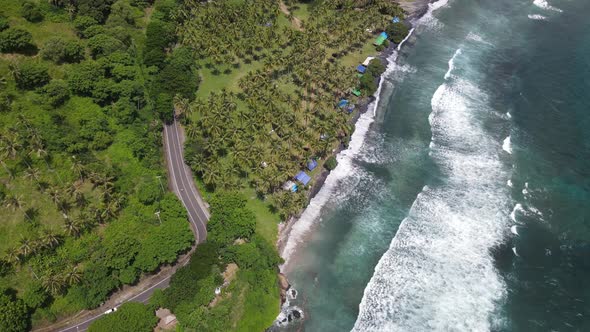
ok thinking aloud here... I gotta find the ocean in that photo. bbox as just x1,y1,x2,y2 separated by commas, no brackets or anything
278,0,590,331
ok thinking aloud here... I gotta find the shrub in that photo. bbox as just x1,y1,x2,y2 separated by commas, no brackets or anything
0,17,9,31
41,37,85,63
40,80,70,107
367,58,386,77
21,1,44,23
68,61,106,95
0,28,35,53
88,34,125,58
13,61,50,90
74,16,99,37
325,156,338,170
77,0,116,23
385,22,410,44
83,25,107,39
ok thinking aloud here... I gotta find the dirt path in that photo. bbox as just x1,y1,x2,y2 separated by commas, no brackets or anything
279,1,303,31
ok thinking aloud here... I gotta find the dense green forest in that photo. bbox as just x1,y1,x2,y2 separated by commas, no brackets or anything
0,0,194,330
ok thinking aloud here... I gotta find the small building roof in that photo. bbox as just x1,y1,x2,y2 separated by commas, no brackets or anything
374,35,386,46
356,64,367,73
380,31,388,39
295,171,311,185
307,159,318,171
352,89,361,97
392,16,400,23
282,180,297,192
362,56,375,66
337,99,349,108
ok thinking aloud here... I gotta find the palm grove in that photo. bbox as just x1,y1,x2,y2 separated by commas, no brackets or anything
0,0,195,330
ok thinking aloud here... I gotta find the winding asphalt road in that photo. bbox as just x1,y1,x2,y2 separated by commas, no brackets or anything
55,118,209,332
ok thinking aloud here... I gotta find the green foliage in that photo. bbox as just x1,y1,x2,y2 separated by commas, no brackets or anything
21,1,44,23
40,80,70,107
88,33,125,58
88,302,157,332
154,47,199,99
137,180,161,205
107,0,143,27
13,61,50,90
67,61,106,95
385,22,410,44
22,282,49,309
0,17,9,32
154,93,173,122
143,20,174,68
0,28,35,53
77,0,116,23
67,262,120,309
367,58,385,77
74,16,99,36
0,290,29,332
41,37,85,64
164,242,221,310
207,192,256,245
325,155,338,170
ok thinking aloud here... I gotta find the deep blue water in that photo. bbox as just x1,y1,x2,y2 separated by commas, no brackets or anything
279,0,590,330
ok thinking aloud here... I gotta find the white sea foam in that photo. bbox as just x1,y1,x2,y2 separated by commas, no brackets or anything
354,48,509,331
444,48,462,80
416,0,449,30
528,14,547,20
502,136,513,154
510,225,519,235
533,0,562,12
506,112,512,119
280,29,415,267
507,179,513,187
510,203,525,222
466,32,491,45
397,28,415,51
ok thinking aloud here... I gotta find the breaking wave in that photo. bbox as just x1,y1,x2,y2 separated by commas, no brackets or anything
353,47,510,331
533,0,562,12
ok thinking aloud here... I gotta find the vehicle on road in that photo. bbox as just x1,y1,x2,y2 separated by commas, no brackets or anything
104,307,117,315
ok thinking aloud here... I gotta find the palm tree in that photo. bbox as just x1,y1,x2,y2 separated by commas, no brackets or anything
0,133,21,159
42,274,64,296
19,237,34,258
64,265,82,286
70,156,86,181
4,194,24,212
5,246,20,265
40,228,61,249
63,218,80,237
24,167,41,183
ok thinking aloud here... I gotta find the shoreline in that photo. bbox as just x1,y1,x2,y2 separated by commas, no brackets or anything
277,0,434,258
275,0,437,308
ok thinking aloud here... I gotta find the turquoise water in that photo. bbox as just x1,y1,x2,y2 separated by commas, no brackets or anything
279,0,590,330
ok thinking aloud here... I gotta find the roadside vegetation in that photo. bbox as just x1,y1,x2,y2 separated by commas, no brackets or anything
0,0,194,330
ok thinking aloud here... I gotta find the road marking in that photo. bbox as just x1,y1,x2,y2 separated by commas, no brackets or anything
172,118,211,219
168,121,208,236
164,124,202,243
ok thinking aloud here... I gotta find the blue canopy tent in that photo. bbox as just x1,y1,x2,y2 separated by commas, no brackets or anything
295,171,311,186
356,64,367,73
392,16,400,23
337,99,349,108
307,159,318,171
380,31,388,39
